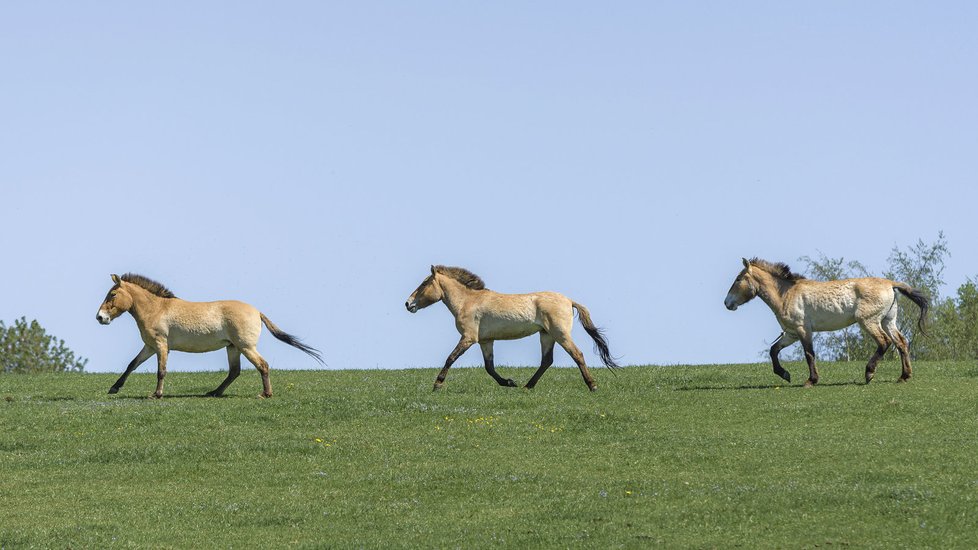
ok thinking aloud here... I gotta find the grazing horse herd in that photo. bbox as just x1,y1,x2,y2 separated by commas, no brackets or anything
96,259,930,398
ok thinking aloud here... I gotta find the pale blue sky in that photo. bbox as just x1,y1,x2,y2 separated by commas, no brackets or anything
2,2,976,374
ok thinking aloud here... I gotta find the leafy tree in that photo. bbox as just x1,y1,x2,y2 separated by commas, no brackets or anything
929,278,978,360
882,231,949,357
0,317,87,374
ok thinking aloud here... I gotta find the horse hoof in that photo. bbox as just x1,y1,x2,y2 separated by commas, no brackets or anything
505,379,517,387
803,380,816,388
865,374,874,384
897,377,910,384
432,384,443,391
777,371,791,383
205,391,221,398
107,387,120,395
258,392,272,399
588,386,598,392
149,393,163,400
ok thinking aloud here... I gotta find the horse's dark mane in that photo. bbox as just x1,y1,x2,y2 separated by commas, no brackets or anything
121,273,177,298
748,258,806,282
434,266,486,290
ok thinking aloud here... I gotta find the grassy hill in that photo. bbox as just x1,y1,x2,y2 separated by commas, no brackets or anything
2,361,977,548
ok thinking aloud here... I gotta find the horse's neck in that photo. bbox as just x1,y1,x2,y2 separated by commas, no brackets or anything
754,272,792,315
438,277,475,317
126,287,166,326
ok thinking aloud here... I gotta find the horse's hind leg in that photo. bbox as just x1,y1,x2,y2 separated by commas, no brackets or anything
860,321,891,384
555,334,597,392
883,318,913,382
525,333,556,389
109,344,154,394
480,342,516,387
241,347,273,398
206,345,242,397
769,333,797,383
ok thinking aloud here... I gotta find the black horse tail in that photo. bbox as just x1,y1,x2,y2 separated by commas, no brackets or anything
260,313,325,365
571,302,621,370
894,284,930,336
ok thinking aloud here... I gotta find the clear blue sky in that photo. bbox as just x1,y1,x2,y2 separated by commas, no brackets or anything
2,2,976,374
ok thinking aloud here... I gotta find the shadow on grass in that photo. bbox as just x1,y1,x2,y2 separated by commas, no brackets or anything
108,392,233,400
674,379,891,392
23,395,81,402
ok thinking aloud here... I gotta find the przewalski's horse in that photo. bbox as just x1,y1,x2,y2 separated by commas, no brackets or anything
96,274,323,398
724,258,929,387
405,265,619,391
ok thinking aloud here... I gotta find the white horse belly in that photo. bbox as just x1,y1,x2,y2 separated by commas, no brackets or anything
481,320,541,340
808,310,857,332
478,304,541,340
167,326,230,352
165,308,232,353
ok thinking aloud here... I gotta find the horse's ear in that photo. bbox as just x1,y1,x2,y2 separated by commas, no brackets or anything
430,265,437,275
742,258,751,270
111,274,121,285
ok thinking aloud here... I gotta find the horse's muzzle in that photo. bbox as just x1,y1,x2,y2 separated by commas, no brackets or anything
405,301,418,313
96,312,111,325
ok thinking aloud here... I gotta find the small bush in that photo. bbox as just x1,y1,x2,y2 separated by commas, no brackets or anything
0,317,87,374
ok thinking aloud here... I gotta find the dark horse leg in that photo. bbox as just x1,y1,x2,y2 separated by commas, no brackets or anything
109,344,154,394
206,345,242,397
861,322,891,384
800,333,819,387
480,342,517,387
525,333,556,389
433,338,475,390
769,332,797,383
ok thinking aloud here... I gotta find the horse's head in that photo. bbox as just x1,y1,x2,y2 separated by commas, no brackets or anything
725,258,759,311
405,266,444,313
96,274,133,324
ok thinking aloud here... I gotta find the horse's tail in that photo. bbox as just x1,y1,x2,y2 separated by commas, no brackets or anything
893,283,930,336
571,302,621,370
260,313,325,365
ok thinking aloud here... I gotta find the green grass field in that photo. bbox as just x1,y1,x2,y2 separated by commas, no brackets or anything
2,361,977,548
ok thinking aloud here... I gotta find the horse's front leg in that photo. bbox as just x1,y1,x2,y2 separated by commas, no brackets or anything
109,345,154,394
433,338,475,390
768,332,797,383
800,333,819,387
152,342,169,399
480,341,516,387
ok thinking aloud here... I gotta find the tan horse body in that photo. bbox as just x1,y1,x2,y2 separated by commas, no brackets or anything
406,266,619,391
725,258,928,386
97,274,323,398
